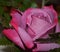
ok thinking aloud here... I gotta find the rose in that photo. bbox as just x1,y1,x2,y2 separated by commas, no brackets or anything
3,6,60,52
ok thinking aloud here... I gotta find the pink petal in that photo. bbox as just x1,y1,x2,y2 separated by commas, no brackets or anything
43,5,58,24
10,20,34,49
3,29,25,49
25,8,55,25
20,8,33,29
56,23,60,32
17,27,34,49
10,9,22,26
23,8,58,40
10,9,26,29
33,23,56,41
33,43,60,51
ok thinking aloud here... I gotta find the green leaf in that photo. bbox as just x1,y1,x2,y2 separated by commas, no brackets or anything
35,32,60,44
31,2,38,8
0,36,23,52
2,13,11,28
49,48,60,52
0,6,4,15
0,36,13,45
58,16,60,23
49,32,60,39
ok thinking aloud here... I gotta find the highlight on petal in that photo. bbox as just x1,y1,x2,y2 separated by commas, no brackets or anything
33,43,60,51
10,20,18,30
3,29,25,49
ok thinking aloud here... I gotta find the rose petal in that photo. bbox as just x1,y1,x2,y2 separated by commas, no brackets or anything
56,23,60,32
33,43,60,51
43,5,58,24
10,9,26,29
17,27,34,49
22,7,58,40
11,21,34,49
3,29,25,49
23,8,58,40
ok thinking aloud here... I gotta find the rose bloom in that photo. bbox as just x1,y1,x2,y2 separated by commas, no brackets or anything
3,5,60,52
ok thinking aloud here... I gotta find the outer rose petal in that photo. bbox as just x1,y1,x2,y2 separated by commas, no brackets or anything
43,5,58,24
11,22,34,49
17,27,34,49
33,43,60,51
3,29,25,49
10,9,26,29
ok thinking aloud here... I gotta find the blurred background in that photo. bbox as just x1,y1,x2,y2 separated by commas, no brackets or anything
0,0,60,52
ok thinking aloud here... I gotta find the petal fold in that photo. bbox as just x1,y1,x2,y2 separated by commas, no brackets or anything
17,27,34,49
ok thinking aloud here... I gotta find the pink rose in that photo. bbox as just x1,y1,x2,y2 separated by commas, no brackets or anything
3,6,60,52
